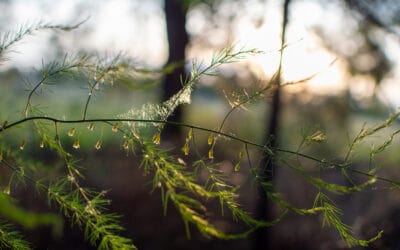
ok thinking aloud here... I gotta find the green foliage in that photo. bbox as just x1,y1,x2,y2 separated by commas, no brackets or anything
0,222,31,250
0,21,399,249
314,192,384,247
0,192,62,235
0,20,86,60
46,178,135,250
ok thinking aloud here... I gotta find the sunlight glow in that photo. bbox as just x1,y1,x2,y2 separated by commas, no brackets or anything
88,0,167,66
235,1,348,95
2,0,399,107
379,78,400,109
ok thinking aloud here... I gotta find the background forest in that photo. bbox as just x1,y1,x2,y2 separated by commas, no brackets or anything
1,0,400,249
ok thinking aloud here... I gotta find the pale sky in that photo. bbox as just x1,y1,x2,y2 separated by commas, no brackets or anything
1,0,399,109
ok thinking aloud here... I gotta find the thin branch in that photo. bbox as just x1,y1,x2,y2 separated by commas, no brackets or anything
1,115,399,187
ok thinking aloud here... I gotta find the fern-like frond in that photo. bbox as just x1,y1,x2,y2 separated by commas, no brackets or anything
0,20,85,59
315,192,383,247
46,178,136,250
0,222,31,250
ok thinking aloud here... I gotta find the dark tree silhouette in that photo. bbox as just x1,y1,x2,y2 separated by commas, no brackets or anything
254,0,291,249
163,0,189,139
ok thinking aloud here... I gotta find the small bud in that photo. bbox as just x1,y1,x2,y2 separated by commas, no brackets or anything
19,140,26,151
112,123,119,132
68,128,75,137
123,140,129,150
67,174,75,182
153,132,161,145
73,139,80,149
39,140,45,148
87,123,94,131
181,143,189,156
207,134,213,145
85,203,99,216
95,140,102,150
208,148,214,159
234,162,241,172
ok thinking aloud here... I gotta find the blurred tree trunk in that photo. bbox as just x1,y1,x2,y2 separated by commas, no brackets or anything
253,0,291,249
163,0,189,139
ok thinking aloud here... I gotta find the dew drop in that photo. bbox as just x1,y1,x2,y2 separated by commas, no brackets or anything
239,150,244,159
